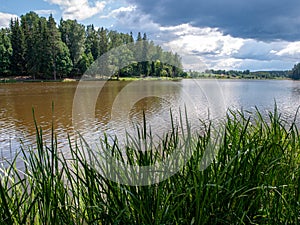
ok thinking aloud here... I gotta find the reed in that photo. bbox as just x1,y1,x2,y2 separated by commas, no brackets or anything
1,106,300,224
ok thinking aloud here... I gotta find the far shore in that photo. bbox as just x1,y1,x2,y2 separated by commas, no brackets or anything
0,74,293,83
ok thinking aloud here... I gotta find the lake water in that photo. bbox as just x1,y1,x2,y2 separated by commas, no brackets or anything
1,79,300,161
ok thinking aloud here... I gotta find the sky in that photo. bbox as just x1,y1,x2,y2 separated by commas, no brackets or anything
1,0,300,71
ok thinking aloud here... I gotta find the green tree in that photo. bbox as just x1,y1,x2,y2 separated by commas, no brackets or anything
1,11,184,79
10,18,26,75
129,32,134,43
55,41,73,79
21,12,40,79
291,63,300,80
46,14,64,80
85,25,100,60
34,18,49,78
141,33,150,76
154,60,163,77
21,11,40,78
77,52,94,74
98,27,108,56
109,45,134,80
150,61,155,75
59,19,85,74
0,28,12,76
108,30,123,49
134,32,143,76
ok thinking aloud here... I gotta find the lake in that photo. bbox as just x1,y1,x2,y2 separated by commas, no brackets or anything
1,79,300,161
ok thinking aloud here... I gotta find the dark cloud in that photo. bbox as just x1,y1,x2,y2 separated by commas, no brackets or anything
126,0,300,41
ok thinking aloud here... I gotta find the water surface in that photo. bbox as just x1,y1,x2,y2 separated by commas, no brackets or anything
1,79,300,161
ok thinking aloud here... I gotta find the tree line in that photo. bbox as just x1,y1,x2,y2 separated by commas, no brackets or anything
291,63,300,80
199,69,292,79
208,69,291,78
0,11,185,80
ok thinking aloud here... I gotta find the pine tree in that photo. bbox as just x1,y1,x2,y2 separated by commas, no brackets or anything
46,14,63,80
129,32,134,43
21,11,40,79
135,32,143,76
141,33,149,76
0,28,12,76
99,27,108,56
10,18,26,75
85,25,100,60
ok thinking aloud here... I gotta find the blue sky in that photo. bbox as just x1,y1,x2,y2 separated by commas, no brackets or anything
1,0,300,71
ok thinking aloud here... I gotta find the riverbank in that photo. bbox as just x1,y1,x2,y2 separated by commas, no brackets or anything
0,76,183,83
0,76,79,83
1,107,299,224
0,74,292,83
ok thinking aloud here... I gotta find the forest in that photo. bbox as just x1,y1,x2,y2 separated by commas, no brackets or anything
0,11,185,80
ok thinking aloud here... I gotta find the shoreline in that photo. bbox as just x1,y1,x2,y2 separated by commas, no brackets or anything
0,75,293,83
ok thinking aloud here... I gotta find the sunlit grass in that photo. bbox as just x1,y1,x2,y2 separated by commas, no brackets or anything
1,106,300,224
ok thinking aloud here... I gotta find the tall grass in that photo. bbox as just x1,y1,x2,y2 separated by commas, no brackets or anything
1,106,300,224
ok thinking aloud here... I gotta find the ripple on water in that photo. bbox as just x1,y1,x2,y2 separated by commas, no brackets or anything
1,80,300,167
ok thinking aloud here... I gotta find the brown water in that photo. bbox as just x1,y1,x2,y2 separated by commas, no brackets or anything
1,79,300,161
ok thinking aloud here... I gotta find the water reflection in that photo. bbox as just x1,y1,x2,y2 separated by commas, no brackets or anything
1,79,300,162
216,80,300,122
75,80,185,145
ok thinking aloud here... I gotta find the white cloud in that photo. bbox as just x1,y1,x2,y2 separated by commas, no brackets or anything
180,55,208,72
275,42,300,59
155,23,298,71
236,59,293,71
213,58,243,70
0,12,18,28
100,5,136,19
34,10,57,15
161,24,244,56
46,0,106,20
232,40,287,61
159,24,245,71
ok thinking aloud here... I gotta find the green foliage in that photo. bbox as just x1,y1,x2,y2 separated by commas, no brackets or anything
0,28,12,76
46,14,66,80
0,107,300,224
21,11,41,79
85,24,99,60
77,52,93,74
55,42,73,79
99,27,108,56
197,69,291,79
10,18,26,75
59,19,85,67
291,63,300,80
1,11,184,79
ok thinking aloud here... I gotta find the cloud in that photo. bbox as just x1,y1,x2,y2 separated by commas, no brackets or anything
161,24,244,57
126,0,300,41
100,5,136,19
153,23,296,71
34,10,57,16
105,4,160,33
0,12,18,28
232,40,287,61
275,42,300,60
46,0,106,20
158,24,245,70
